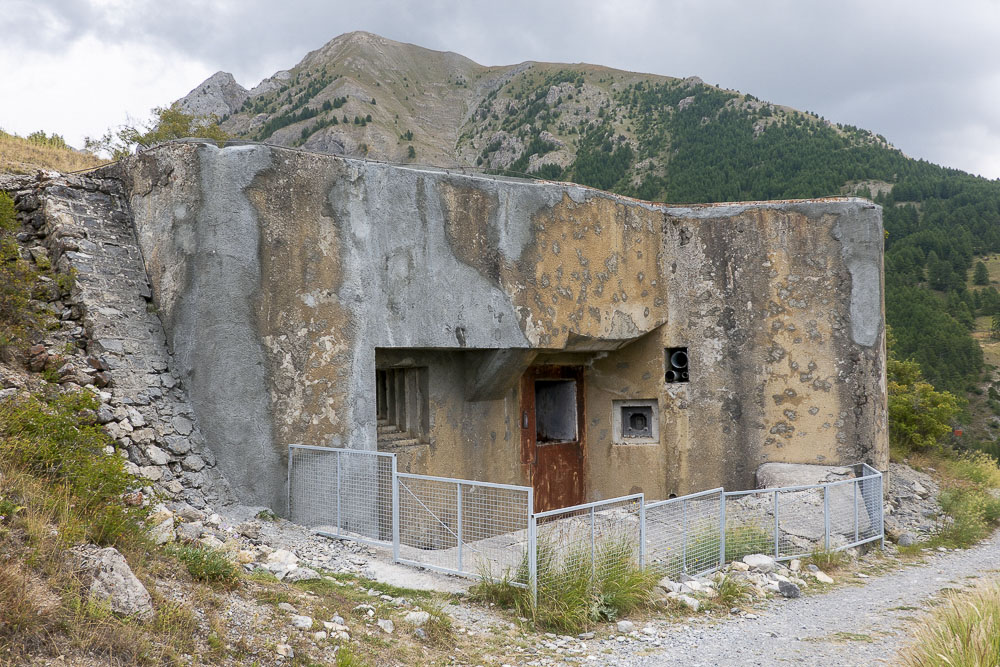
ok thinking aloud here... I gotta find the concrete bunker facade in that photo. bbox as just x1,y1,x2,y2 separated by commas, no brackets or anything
115,142,888,514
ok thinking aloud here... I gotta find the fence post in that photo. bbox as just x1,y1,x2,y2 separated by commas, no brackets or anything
823,485,831,551
391,455,399,563
336,451,342,537
457,483,463,573
682,500,688,573
529,514,537,605
878,472,885,550
286,445,293,520
853,479,859,543
773,490,780,560
719,493,727,568
590,506,596,581
638,495,646,570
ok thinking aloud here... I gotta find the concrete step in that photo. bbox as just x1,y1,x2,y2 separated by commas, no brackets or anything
377,437,424,451
377,429,414,442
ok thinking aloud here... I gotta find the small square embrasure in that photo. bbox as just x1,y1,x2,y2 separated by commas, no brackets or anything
621,405,653,439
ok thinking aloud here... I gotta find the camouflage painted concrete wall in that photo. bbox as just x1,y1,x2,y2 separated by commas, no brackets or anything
115,142,886,510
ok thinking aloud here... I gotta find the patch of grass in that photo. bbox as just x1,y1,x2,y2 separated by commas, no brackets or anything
335,645,369,666
414,602,454,647
324,572,433,601
256,508,278,521
714,574,752,609
899,581,1000,666
806,548,847,573
529,535,658,633
937,486,1000,548
472,536,659,634
167,544,241,588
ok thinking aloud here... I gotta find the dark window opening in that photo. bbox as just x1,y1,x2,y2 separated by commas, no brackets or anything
376,366,429,443
665,347,689,383
534,379,578,443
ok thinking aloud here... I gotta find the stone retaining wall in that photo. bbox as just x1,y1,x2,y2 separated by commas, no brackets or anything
9,172,235,509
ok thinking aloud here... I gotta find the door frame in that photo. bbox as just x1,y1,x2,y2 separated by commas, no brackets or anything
520,364,586,511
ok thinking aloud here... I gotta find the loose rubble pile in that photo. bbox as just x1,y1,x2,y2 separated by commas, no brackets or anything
654,552,836,614
884,462,942,546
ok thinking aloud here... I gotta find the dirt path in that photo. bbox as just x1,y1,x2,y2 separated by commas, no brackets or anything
601,533,1000,666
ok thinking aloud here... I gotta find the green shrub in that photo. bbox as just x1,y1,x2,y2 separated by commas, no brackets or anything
937,487,1000,548
0,192,48,360
167,545,240,588
0,391,147,548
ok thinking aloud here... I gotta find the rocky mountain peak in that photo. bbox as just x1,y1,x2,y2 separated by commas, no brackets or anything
176,71,248,120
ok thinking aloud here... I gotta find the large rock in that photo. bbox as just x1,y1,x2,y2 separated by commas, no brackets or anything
742,554,776,573
71,545,153,620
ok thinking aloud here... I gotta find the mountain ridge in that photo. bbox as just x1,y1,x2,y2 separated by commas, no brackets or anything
175,31,1000,399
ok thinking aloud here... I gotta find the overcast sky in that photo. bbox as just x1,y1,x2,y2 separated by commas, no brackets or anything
2,0,999,179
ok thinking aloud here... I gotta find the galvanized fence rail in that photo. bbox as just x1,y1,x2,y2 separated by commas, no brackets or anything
394,472,533,582
287,448,884,603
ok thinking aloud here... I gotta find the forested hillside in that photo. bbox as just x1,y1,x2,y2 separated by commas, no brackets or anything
176,31,1000,394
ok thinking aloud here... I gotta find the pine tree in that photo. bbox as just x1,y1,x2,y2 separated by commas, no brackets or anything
974,260,990,285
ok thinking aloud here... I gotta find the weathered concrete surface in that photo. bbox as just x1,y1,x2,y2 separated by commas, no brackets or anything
114,142,887,509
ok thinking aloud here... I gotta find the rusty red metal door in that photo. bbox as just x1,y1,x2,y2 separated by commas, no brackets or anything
520,365,585,512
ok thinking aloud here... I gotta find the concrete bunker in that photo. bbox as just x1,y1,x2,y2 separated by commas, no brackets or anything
115,142,888,515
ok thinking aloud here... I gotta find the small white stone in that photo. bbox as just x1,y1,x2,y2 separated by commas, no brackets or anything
276,643,294,658
616,620,634,633
377,618,394,634
814,571,834,584
404,610,431,626
742,554,776,573
311,631,327,642
290,614,313,630
789,559,801,572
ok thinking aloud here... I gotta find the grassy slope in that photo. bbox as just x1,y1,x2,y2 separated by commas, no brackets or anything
0,131,105,174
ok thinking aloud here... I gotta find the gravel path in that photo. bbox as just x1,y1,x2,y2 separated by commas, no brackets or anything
597,533,1000,666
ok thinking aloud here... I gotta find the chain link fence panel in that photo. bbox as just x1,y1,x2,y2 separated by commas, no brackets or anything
287,445,395,546
395,473,532,582
645,488,724,579
530,494,644,608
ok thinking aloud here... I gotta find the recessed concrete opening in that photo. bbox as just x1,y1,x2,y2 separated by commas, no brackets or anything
375,365,429,444
534,379,578,443
613,399,659,444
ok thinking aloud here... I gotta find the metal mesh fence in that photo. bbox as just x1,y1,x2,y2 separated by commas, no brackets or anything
287,445,395,546
721,466,885,562
395,473,532,581
531,494,643,607
645,488,723,579
288,448,883,600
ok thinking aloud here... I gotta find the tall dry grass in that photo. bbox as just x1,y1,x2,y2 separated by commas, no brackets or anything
899,581,1000,666
0,131,106,174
